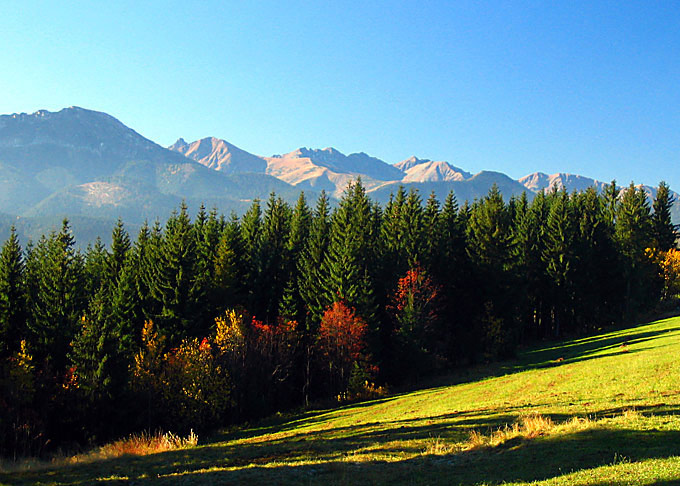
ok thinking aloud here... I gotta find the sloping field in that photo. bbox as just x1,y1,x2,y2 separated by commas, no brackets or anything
4,316,680,485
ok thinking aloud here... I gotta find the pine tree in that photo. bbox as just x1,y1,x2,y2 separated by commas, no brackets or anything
241,199,263,314
298,191,331,326
514,191,549,337
106,218,131,285
466,185,517,359
467,185,514,271
132,221,162,322
213,214,245,313
401,189,425,268
154,203,203,344
0,227,26,358
651,181,678,251
279,192,311,322
257,194,292,322
83,237,108,298
27,219,86,370
542,189,576,336
572,187,622,330
321,180,379,327
616,183,654,317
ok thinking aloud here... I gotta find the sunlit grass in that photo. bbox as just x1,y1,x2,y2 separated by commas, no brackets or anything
2,316,680,485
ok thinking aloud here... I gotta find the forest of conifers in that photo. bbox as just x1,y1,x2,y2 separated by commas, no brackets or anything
0,179,678,457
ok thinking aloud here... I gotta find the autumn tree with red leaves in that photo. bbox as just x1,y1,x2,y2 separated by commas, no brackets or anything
389,265,443,378
316,300,370,396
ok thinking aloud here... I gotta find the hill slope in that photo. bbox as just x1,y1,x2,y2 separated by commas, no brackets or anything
7,315,680,485
0,108,307,233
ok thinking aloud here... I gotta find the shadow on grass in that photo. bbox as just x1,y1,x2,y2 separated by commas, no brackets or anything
4,319,680,485
5,421,680,485
515,325,680,371
398,321,680,396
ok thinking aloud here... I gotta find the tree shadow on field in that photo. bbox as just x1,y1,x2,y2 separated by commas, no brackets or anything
514,324,680,371
406,321,680,395
211,394,402,443
6,421,680,486
5,320,680,485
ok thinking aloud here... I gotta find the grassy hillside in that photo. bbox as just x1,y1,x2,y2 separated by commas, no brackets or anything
4,315,680,485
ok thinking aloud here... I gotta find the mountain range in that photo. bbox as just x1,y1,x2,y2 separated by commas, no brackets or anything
0,107,677,244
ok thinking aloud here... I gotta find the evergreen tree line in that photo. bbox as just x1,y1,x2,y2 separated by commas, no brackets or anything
0,179,677,456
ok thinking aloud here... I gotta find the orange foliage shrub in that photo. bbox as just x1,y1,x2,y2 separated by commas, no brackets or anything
212,310,299,419
389,265,442,353
131,320,230,433
316,301,372,396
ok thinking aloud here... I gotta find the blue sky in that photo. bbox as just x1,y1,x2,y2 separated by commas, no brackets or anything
1,1,678,191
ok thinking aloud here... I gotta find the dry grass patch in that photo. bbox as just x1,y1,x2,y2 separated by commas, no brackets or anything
96,429,198,459
0,430,198,474
466,413,595,451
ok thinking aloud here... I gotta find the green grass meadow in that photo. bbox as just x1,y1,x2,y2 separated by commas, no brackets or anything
4,315,680,485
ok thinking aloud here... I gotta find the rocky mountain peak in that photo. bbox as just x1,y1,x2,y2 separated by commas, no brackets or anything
394,156,431,172
169,138,188,151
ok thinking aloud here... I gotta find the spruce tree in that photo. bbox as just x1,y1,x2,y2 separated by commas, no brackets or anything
401,189,425,268
297,191,331,405
241,199,263,314
106,218,131,285
194,206,221,322
0,227,26,358
259,194,291,322
466,185,517,358
616,183,654,317
651,181,678,251
133,221,162,322
572,187,622,330
84,237,108,298
154,203,203,343
421,192,441,272
467,185,514,271
603,180,619,227
381,186,407,279
321,180,379,334
279,192,311,322
213,214,245,313
27,219,86,370
542,189,575,336
298,191,331,325
514,191,549,337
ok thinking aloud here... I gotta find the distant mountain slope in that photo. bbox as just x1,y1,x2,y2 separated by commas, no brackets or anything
0,106,677,245
271,147,404,182
170,137,267,174
0,107,190,183
395,156,472,182
169,141,403,199
263,148,391,198
368,171,531,206
0,108,307,229
519,172,609,193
